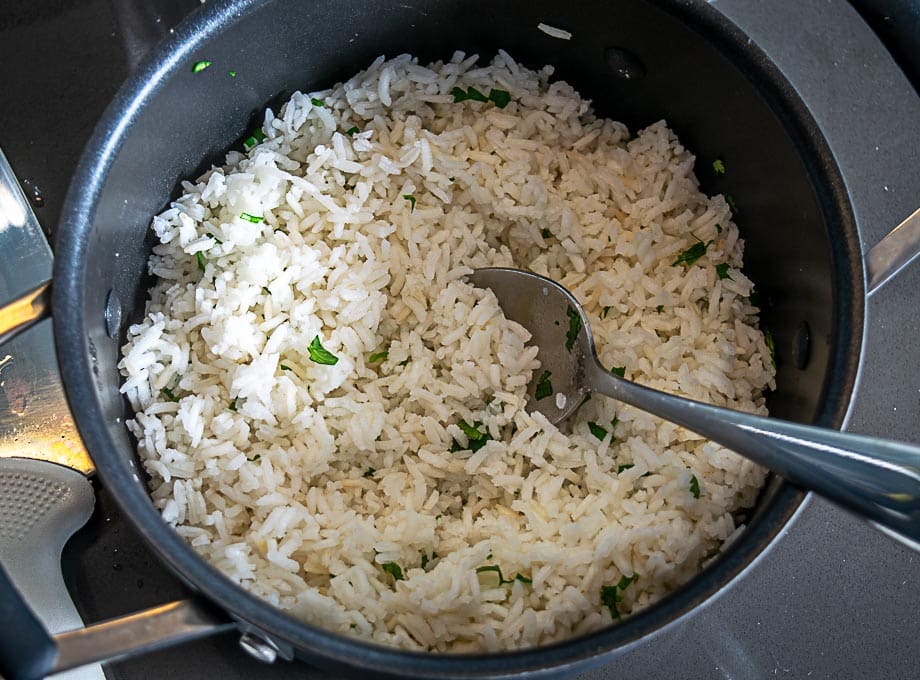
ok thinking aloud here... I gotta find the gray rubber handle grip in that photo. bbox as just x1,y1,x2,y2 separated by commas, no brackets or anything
0,458,104,679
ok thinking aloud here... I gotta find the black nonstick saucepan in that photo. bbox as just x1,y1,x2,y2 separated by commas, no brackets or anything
0,0,918,678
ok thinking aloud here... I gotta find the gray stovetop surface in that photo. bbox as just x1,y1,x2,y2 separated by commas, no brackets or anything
0,1,917,678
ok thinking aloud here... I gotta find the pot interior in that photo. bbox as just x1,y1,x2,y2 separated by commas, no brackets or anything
56,0,861,675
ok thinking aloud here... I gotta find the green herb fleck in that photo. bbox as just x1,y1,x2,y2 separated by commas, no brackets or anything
476,564,505,581
617,463,634,473
453,85,490,103
192,60,212,74
243,128,266,149
565,306,582,352
726,194,738,214
397,358,410,367
368,351,388,363
195,251,206,272
240,212,263,223
600,584,622,620
689,474,701,498
672,239,713,267
534,370,553,401
228,398,238,412
656,305,664,313
161,387,180,403
421,552,435,569
262,286,271,295
455,420,491,453
345,126,360,136
381,562,404,581
541,228,552,239
588,422,608,441
715,263,731,280
403,194,416,212
712,159,726,175
448,177,455,182
602,306,611,319
611,366,626,378
363,467,376,478
310,97,324,107
488,88,511,108
279,364,292,371
307,335,339,365
763,328,777,370
514,573,532,584
716,223,723,234
435,514,442,520
247,454,261,462
617,573,638,590
229,70,237,77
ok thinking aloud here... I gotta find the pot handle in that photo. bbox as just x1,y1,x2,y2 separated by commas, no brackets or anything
0,565,233,680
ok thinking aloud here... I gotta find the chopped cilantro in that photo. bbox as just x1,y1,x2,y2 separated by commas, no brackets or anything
310,97,324,107
726,194,738,214
611,366,626,378
247,454,261,462
421,552,436,569
712,159,726,175
192,60,212,73
690,474,701,498
764,328,777,370
588,422,608,441
161,387,180,403
488,88,511,108
534,370,553,401
541,228,552,238
403,194,416,211
617,463,634,473
397,358,410,366
565,305,582,352
514,573,532,584
368,350,388,363
716,263,731,280
228,398,238,412
600,584,622,620
617,573,638,590
240,212,263,223
672,239,712,267
381,562,404,581
452,85,489,103
243,128,266,149
229,70,237,77
453,420,491,453
656,304,664,313
476,564,505,581
363,467,376,478
195,251,206,272
307,335,339,365
716,223,723,234
602,306,611,319
345,126,360,136
279,364,293,371
448,177,455,182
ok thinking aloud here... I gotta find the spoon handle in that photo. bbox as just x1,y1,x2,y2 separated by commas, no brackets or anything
586,363,920,549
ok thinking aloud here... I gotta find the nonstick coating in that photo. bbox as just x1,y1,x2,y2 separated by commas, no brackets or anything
52,0,862,677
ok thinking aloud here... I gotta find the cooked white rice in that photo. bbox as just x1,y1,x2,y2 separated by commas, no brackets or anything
119,51,775,652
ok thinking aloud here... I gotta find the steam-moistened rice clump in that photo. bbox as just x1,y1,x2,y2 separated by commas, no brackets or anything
119,51,775,651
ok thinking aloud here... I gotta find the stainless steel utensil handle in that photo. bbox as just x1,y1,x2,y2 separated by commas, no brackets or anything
866,206,920,295
587,362,920,549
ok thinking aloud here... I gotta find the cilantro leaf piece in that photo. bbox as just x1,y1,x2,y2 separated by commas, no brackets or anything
690,474,701,498
381,562,404,581
310,97,324,107
600,584,622,620
672,239,713,267
715,263,731,280
279,364,293,371
565,305,582,352
488,88,511,108
588,422,608,441
763,328,777,370
541,228,552,238
656,304,664,313
363,467,376,478
611,366,626,378
534,370,553,401
307,335,339,365
195,251,206,272
228,398,238,412
345,126,360,136
712,159,726,175
466,86,489,102
247,454,261,462
602,306,611,319
240,212,263,223
403,194,416,211
617,463,634,473
617,573,638,590
514,573,532,584
368,351,388,363
192,60,212,73
455,420,491,453
161,387,180,403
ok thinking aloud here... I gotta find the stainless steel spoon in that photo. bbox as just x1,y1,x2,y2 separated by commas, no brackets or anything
468,267,920,549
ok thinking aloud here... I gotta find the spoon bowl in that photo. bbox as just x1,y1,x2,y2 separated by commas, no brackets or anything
468,267,920,549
